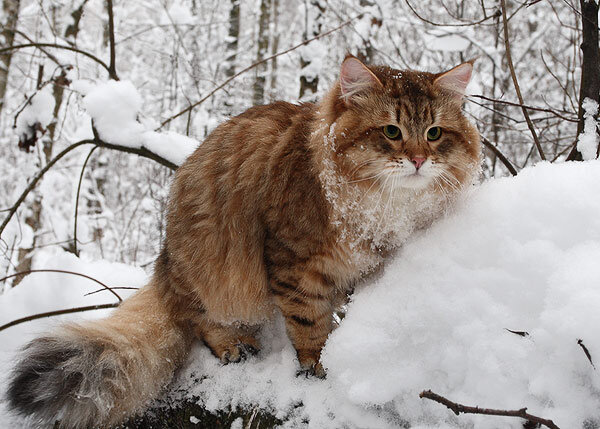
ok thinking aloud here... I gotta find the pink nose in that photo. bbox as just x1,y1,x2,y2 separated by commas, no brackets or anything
411,157,426,169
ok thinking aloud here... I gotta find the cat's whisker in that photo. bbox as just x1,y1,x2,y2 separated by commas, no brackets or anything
347,158,380,178
342,171,385,185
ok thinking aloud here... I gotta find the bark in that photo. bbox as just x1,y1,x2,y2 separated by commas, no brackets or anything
252,0,271,106
567,0,600,161
0,0,21,115
270,0,280,94
225,0,240,79
299,0,325,100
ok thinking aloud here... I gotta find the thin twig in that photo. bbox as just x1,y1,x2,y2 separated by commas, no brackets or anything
480,136,518,176
73,146,99,255
0,303,119,332
158,15,361,129
577,339,596,369
0,43,112,78
404,0,500,27
420,390,560,429
0,269,122,302
84,286,138,297
468,94,578,122
500,0,546,160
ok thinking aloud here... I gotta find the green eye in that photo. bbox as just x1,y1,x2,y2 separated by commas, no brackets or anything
427,126,442,141
383,125,402,140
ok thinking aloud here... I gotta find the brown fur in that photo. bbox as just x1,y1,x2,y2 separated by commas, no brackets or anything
7,57,481,428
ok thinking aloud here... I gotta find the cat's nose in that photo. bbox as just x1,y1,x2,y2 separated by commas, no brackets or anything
411,157,426,169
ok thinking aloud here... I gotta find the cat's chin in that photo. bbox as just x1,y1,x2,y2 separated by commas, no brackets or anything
394,173,432,190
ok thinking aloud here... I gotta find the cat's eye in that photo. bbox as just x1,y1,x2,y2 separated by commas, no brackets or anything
383,125,402,140
426,127,442,141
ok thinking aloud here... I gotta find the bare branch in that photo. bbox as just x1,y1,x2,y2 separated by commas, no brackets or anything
404,0,500,27
0,43,113,78
468,95,578,123
0,138,177,239
158,15,362,129
0,268,122,302
419,390,560,429
500,0,546,161
0,303,119,332
73,146,99,255
480,136,518,176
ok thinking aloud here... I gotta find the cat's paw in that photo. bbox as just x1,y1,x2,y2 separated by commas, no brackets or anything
296,361,326,379
219,341,260,364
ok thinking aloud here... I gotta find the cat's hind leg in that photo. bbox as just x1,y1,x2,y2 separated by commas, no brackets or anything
194,317,260,364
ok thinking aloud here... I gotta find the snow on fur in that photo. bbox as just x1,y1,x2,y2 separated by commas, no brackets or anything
2,160,600,428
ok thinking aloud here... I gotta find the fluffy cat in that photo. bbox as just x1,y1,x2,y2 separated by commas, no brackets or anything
7,56,481,428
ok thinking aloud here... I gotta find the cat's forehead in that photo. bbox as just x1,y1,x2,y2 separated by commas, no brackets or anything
371,66,438,99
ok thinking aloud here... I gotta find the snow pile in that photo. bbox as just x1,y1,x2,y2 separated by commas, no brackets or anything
176,160,600,428
576,97,599,160
15,87,56,141
2,161,600,428
77,79,200,166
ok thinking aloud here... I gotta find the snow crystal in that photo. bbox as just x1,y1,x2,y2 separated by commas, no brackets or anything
576,97,599,160
15,87,56,141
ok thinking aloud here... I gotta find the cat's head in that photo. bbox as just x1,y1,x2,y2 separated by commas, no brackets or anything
320,56,481,193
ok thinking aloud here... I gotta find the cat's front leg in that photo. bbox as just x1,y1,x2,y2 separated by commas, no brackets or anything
269,270,335,378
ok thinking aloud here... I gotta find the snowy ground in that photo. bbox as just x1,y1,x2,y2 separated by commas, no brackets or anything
2,160,600,428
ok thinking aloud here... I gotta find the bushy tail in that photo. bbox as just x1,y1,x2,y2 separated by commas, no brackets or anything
6,282,192,429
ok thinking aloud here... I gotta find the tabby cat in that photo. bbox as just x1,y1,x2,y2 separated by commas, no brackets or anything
7,56,481,428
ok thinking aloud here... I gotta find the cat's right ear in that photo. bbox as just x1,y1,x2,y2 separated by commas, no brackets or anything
339,56,383,102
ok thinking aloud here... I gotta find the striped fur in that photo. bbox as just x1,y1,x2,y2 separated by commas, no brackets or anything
7,57,481,427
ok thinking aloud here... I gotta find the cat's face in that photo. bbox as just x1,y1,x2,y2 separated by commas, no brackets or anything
326,57,481,194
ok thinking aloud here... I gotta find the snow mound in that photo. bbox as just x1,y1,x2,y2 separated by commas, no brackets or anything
176,160,600,428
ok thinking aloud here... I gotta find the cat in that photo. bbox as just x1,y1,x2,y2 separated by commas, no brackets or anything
6,55,481,428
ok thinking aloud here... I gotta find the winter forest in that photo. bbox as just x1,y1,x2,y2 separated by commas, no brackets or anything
1,0,600,428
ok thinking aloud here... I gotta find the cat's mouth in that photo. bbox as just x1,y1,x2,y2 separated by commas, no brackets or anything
392,171,432,189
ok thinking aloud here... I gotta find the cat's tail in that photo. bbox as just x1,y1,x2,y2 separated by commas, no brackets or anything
6,280,192,429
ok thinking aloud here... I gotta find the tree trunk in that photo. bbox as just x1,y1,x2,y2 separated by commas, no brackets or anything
0,0,21,115
566,0,600,161
299,0,325,100
225,0,240,79
252,0,271,106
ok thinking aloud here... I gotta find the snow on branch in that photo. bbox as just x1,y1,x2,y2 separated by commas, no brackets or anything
576,98,599,160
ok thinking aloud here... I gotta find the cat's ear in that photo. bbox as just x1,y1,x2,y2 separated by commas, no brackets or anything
339,56,383,101
434,60,475,99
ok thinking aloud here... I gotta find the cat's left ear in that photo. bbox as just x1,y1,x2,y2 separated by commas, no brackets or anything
433,59,475,99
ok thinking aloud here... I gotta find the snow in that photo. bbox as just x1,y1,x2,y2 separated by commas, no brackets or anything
14,87,56,141
576,97,599,160
80,80,200,166
2,160,600,428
